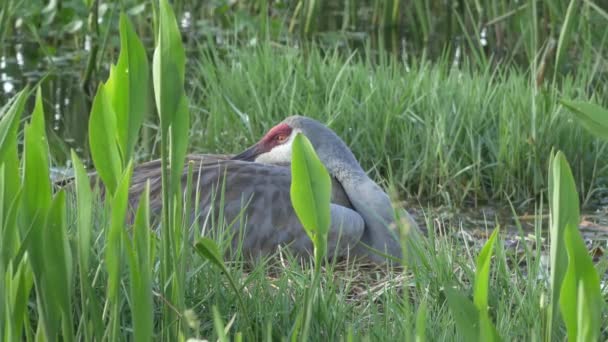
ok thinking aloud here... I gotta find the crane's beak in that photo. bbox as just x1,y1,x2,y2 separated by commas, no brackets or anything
231,143,263,162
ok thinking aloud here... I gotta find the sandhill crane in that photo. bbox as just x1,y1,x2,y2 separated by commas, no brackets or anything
121,116,418,265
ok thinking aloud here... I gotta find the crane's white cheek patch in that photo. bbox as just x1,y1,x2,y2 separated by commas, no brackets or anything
255,129,301,164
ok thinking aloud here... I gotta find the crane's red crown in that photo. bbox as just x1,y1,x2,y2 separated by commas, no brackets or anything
260,123,293,150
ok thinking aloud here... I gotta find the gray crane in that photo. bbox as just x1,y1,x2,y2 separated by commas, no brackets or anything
99,116,418,265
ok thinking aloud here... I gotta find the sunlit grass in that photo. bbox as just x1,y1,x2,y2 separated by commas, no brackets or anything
0,1,607,341
186,42,608,208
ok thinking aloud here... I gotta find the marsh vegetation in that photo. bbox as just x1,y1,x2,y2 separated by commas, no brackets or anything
0,0,607,340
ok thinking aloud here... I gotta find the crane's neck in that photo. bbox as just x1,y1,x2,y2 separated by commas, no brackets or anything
322,156,402,263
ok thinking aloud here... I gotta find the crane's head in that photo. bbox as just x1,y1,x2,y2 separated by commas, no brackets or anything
231,120,299,164
232,115,364,177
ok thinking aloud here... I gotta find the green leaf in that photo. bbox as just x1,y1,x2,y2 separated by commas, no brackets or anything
473,228,498,312
4,256,34,341
127,181,154,342
547,151,580,335
0,88,28,163
105,12,149,164
289,133,331,246
88,83,122,194
559,222,602,342
194,237,226,271
106,161,133,301
22,87,52,214
169,95,190,197
71,150,102,341
0,89,28,271
43,190,74,339
473,228,501,342
21,87,56,340
560,99,608,141
444,287,479,341
105,161,133,341
153,0,186,133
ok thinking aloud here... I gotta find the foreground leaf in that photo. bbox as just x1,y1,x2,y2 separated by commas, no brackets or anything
290,133,331,259
105,12,150,164
547,151,580,336
127,181,154,342
88,83,122,195
559,222,602,342
473,228,501,341
560,99,608,141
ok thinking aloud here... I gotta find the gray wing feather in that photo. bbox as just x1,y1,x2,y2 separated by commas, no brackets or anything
127,154,364,261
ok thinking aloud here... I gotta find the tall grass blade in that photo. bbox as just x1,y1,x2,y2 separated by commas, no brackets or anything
553,0,577,83
415,300,428,342
212,305,228,342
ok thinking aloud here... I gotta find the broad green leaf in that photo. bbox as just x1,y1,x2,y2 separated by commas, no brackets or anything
21,87,56,340
559,223,602,342
153,0,186,134
547,151,580,335
22,87,52,213
127,181,154,342
153,0,190,203
444,287,479,341
105,12,149,164
290,133,331,238
88,83,122,195
560,99,608,141
43,190,74,340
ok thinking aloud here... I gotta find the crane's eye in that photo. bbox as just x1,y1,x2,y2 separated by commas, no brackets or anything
276,134,288,143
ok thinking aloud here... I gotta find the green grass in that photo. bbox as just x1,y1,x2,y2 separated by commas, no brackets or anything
183,41,608,208
1,1,608,341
